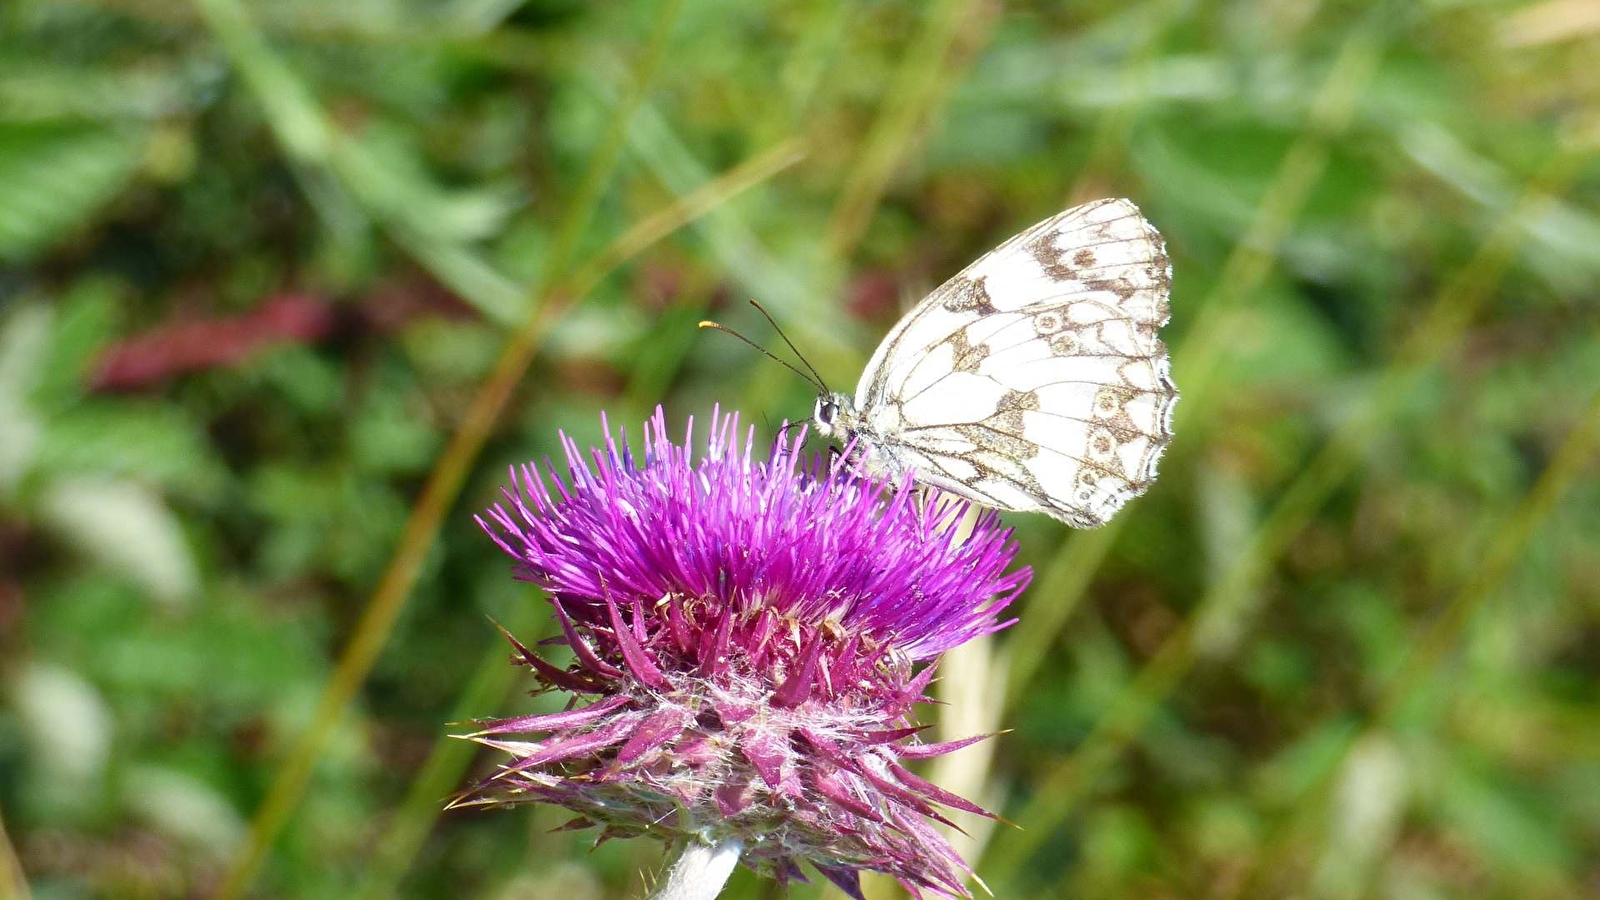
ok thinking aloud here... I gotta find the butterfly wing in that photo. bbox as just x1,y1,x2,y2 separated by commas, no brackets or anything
851,198,1176,527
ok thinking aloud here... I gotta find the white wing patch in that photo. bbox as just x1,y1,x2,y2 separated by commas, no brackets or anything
847,198,1176,527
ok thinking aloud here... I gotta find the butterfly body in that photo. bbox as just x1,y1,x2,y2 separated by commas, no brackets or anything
815,198,1177,528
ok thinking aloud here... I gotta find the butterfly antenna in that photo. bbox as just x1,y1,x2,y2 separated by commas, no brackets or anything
698,320,827,393
746,300,830,394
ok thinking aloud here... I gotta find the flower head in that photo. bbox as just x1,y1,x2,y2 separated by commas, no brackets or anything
460,408,1031,898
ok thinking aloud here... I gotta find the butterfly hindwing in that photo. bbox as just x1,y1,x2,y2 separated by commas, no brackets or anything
850,198,1176,527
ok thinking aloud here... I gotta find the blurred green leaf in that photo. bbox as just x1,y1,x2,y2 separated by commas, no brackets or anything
350,122,524,243
1400,121,1600,294
0,303,51,494
123,765,248,857
36,401,226,496
399,318,503,381
35,478,200,611
0,57,211,122
10,661,113,819
29,277,121,407
1080,805,1157,876
1432,750,1575,881
350,391,442,474
253,346,346,416
1310,734,1409,898
1255,718,1360,806
0,122,145,262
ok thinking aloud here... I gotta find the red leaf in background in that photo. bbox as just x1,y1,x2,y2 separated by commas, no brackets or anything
92,293,335,391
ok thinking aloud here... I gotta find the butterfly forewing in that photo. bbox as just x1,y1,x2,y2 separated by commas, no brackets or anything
850,198,1176,527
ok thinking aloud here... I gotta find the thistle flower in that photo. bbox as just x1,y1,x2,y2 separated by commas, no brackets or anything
460,407,1031,899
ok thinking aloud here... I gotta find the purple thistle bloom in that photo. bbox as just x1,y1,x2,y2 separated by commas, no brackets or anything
459,407,1031,899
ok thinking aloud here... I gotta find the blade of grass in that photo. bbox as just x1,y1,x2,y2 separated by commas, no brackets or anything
1372,415,1600,728
533,2,692,290
609,87,871,402
1227,380,1600,900
821,0,998,262
928,592,1007,894
353,601,542,900
567,140,807,293
596,59,833,422
1064,0,1198,198
774,0,859,131
0,805,29,900
985,132,1593,887
1001,10,1390,709
201,0,689,896
615,93,816,313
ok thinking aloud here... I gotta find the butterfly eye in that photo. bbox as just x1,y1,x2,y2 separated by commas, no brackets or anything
817,400,838,426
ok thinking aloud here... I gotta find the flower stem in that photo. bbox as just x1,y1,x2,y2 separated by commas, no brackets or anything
648,839,743,900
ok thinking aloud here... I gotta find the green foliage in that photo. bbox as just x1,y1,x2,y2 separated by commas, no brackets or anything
0,124,147,262
1,1,1597,899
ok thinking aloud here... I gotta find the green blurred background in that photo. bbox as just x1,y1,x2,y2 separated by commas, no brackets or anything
2,1,1598,898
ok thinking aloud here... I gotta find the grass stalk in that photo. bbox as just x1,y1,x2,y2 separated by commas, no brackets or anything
1226,381,1600,900
198,0,688,895
0,806,29,900
822,0,997,261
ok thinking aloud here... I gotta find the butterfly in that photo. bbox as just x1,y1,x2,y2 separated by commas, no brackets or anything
707,198,1176,528
815,198,1177,528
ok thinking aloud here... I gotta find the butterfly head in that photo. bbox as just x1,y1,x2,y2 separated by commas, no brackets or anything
812,392,854,440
